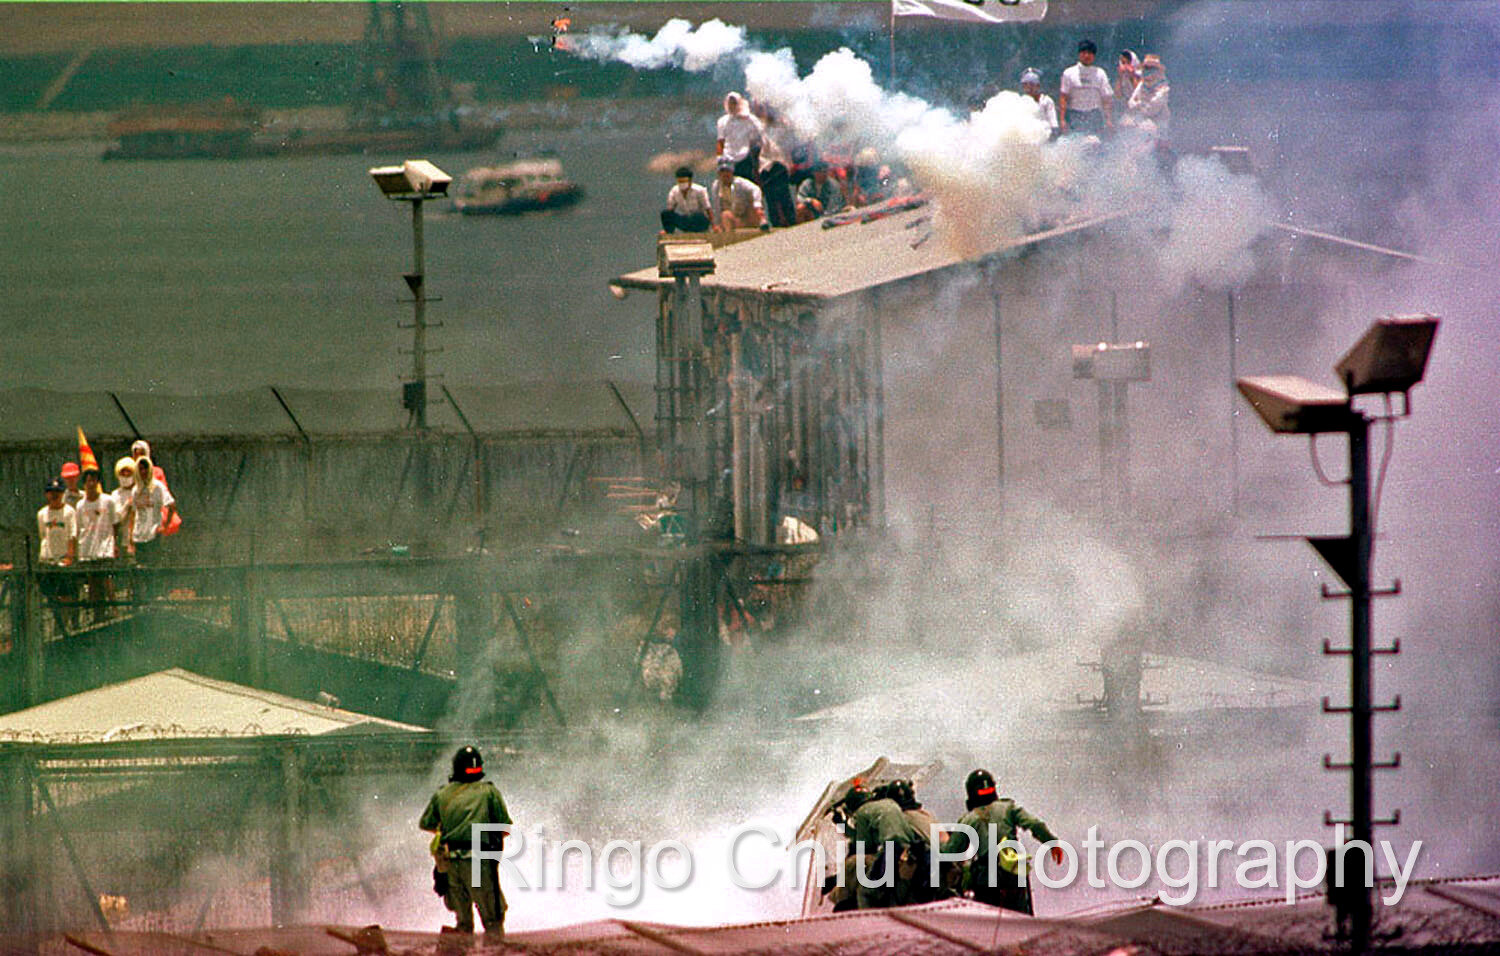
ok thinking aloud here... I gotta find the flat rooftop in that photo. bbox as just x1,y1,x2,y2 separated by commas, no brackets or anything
0,667,426,743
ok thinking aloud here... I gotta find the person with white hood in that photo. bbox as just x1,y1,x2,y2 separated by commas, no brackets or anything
113,457,137,522
715,91,764,183
1019,68,1059,136
1124,54,1171,144
122,452,176,563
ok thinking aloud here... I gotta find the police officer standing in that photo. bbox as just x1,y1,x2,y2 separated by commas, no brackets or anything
942,769,1062,915
420,746,512,939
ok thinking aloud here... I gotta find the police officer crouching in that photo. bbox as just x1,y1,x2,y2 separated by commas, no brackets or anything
420,746,512,939
847,780,928,910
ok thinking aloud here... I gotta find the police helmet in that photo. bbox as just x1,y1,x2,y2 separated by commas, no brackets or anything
451,745,485,782
841,778,872,813
885,778,919,810
965,768,999,810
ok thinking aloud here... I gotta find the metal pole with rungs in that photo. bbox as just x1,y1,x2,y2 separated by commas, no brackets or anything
1347,415,1375,953
408,197,428,429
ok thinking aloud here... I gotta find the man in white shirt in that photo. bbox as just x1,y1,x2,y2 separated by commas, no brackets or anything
1020,69,1059,136
1059,40,1113,136
715,91,764,181
75,468,120,562
74,467,120,620
661,165,713,233
710,157,767,232
38,478,76,566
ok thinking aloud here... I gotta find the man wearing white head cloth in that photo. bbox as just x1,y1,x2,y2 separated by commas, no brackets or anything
715,91,764,183
1020,68,1059,135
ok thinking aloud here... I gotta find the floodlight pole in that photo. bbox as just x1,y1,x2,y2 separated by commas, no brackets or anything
407,196,429,430
1346,412,1375,954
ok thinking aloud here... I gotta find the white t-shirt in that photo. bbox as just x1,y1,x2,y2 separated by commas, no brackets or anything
711,176,764,221
716,112,764,164
1029,93,1060,130
130,481,175,543
665,182,712,218
1061,62,1112,112
38,503,76,564
75,493,120,561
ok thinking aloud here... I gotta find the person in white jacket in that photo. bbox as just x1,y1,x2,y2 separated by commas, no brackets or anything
1124,54,1171,144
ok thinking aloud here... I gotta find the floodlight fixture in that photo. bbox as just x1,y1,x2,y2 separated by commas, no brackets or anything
1334,313,1439,396
1072,341,1151,382
1235,312,1435,956
368,159,452,199
1236,375,1352,435
658,239,716,278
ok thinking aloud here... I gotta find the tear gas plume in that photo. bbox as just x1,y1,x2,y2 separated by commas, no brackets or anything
562,17,747,72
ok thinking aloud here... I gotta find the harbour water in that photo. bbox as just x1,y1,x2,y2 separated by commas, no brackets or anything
0,121,708,397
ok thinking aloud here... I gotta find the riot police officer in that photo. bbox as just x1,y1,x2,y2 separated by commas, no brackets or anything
942,769,1062,914
419,746,512,938
848,780,925,909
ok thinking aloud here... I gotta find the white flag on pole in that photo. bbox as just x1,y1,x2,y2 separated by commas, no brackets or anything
892,0,1047,24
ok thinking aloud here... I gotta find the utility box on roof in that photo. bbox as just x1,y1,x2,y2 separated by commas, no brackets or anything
657,239,716,278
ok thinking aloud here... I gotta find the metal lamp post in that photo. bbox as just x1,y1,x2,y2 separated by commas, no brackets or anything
369,159,452,429
1237,314,1438,954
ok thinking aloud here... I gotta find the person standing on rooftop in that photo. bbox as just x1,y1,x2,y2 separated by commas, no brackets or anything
715,91,764,183
1059,40,1113,136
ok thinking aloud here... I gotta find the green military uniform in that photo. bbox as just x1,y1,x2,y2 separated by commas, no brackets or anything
420,779,512,934
848,797,924,909
942,797,1057,913
897,806,942,905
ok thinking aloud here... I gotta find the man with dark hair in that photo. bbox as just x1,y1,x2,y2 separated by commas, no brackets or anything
74,467,120,620
942,769,1062,914
1059,39,1113,136
38,478,76,568
661,165,713,234
420,746,513,939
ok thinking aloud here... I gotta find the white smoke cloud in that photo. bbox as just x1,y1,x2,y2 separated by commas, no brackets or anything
564,17,747,72
1154,155,1277,290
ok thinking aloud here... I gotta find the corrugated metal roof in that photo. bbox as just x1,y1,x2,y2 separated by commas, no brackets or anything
0,668,426,742
45,879,1500,954
613,205,1135,304
0,381,651,444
